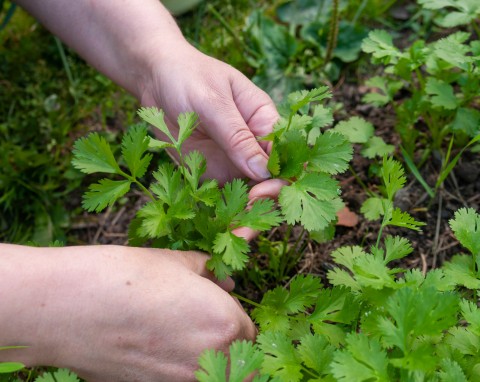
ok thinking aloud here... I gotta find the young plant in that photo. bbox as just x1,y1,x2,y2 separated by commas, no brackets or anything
196,203,480,381
361,24,480,195
72,88,352,280
360,157,426,246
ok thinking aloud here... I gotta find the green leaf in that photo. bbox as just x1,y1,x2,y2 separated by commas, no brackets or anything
308,131,353,175
184,150,207,191
35,369,80,382
449,208,480,255
267,142,281,176
442,255,480,289
195,341,264,382
361,136,395,159
451,108,480,137
279,174,342,231
252,275,321,331
177,112,198,147
213,231,249,270
235,199,282,231
460,299,480,335
438,359,468,382
137,201,170,238
72,133,121,174
381,157,406,200
195,349,228,382
432,32,472,70
137,107,176,143
276,129,309,178
361,30,402,63
122,124,152,178
330,246,368,271
215,179,249,226
0,362,24,373
310,286,360,324
446,326,480,355
383,236,413,264
331,333,390,382
257,331,303,382
353,254,398,289
287,87,331,114
206,253,233,281
297,334,336,377
228,341,264,382
376,287,459,352
311,104,334,129
151,164,194,220
425,78,458,110
333,117,374,144
385,208,425,231
148,137,173,150
82,179,131,212
361,196,387,220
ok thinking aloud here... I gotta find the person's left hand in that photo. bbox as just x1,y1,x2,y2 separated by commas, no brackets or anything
140,41,279,185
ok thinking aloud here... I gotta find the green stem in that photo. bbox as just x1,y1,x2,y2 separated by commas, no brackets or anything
349,165,374,197
134,179,155,201
120,169,156,201
376,220,386,249
54,36,77,103
230,292,262,309
323,0,339,68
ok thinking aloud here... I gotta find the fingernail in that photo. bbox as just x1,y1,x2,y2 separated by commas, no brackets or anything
247,155,271,180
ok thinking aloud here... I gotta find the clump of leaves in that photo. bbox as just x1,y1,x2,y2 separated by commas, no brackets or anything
362,28,480,146
361,25,480,196
243,3,369,101
418,0,480,32
196,201,480,381
72,88,352,280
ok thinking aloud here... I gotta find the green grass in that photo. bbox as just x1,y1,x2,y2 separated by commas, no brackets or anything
0,6,137,244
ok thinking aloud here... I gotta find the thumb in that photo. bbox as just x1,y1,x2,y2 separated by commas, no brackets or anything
202,100,271,182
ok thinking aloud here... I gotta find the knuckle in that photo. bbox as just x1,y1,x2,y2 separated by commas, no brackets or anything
228,128,254,151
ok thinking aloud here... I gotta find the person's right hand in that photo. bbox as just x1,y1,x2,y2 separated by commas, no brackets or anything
0,244,256,381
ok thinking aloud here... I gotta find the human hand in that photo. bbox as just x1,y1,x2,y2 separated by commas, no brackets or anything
0,245,256,381
140,41,279,185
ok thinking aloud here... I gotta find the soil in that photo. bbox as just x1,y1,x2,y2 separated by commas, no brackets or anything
67,79,480,303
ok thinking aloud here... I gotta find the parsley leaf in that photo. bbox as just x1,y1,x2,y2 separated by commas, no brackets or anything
72,133,121,174
279,174,342,231
331,333,390,382
308,131,353,175
333,117,374,144
121,124,152,178
83,179,131,212
257,331,303,382
195,340,265,382
449,208,480,256
213,231,249,271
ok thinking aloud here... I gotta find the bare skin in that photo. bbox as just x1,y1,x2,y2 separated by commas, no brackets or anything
5,1,282,380
0,245,256,381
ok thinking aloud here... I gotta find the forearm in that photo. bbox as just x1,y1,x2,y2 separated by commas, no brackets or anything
15,0,187,98
0,244,59,365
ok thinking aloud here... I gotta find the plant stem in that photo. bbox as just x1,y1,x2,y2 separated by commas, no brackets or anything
349,165,374,197
324,0,339,68
133,179,155,201
230,292,262,309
